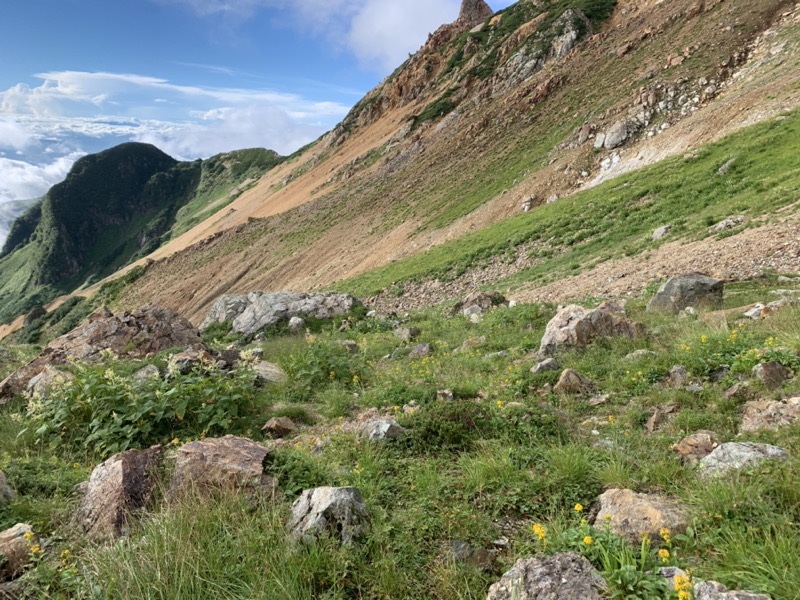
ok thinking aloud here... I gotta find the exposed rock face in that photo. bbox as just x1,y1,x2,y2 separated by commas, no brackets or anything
531,358,560,374
699,442,789,477
740,398,800,432
752,361,792,390
201,291,361,336
289,487,370,545
0,524,36,581
594,488,689,544
360,418,408,441
539,303,645,356
169,436,277,499
672,430,720,463
25,365,73,398
0,472,14,505
0,305,205,401
486,553,606,599
646,275,724,313
457,0,494,29
75,446,162,541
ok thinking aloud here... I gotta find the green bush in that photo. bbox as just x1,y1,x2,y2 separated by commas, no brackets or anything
400,400,491,453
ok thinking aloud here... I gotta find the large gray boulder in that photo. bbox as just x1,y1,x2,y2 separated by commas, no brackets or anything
0,524,36,581
75,446,162,541
594,488,689,544
603,120,629,149
201,292,361,336
1,305,206,402
360,418,407,441
539,302,645,356
486,553,606,599
646,275,724,313
699,442,789,477
168,436,277,499
289,487,369,545
740,398,800,432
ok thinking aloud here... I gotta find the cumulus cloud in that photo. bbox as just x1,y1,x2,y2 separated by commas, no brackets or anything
0,119,34,151
0,152,83,204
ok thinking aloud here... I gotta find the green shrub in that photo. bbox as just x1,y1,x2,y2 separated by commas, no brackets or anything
400,400,491,453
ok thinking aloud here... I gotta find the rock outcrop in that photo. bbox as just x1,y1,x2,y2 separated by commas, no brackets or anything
0,305,205,401
75,446,162,541
200,292,361,336
360,418,408,441
289,487,370,545
539,302,645,356
457,0,494,29
740,398,800,432
486,553,606,599
647,275,724,313
594,488,689,544
699,442,789,477
0,524,36,581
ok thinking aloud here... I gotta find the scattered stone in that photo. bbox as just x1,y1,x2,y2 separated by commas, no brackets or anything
685,384,705,393
652,225,672,241
752,361,792,390
451,540,497,573
694,581,771,600
1,304,206,402
486,553,606,600
0,472,14,505
251,361,288,385
288,316,306,332
717,159,736,175
409,343,432,358
539,303,645,356
740,398,800,432
668,365,689,388
604,120,629,149
394,327,421,342
289,487,370,545
483,351,508,360
0,524,36,581
708,216,745,233
450,292,506,316
624,349,656,362
744,304,766,319
469,313,482,324
169,436,278,499
201,292,361,336
593,132,606,149
437,389,455,402
454,337,486,354
25,365,73,398
132,364,161,386
169,349,214,375
672,430,720,462
521,197,535,212
360,418,407,441
75,446,162,541
261,417,298,439
646,275,724,313
699,442,789,477
531,358,560,374
554,369,595,395
594,488,689,545
646,404,677,434
588,394,610,407
337,340,360,354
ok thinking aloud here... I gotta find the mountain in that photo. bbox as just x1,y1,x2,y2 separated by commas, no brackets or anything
0,143,283,323
0,198,38,249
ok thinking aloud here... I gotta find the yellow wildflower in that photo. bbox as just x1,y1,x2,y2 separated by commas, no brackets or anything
658,548,670,563
30,543,43,556
60,549,72,561
604,513,612,521
23,530,35,542
700,335,708,344
352,374,360,384
496,400,505,409
171,438,180,445
660,527,671,543
574,503,584,513
329,371,336,380
532,523,547,541
583,536,593,546
607,415,616,425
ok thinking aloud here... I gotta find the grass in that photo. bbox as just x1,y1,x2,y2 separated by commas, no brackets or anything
1,277,800,598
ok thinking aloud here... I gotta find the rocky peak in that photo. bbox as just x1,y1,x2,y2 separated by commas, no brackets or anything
457,0,494,28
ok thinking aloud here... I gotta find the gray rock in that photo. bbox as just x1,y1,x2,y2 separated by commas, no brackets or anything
752,361,792,390
744,304,766,319
694,581,771,600
361,418,407,441
539,303,645,356
75,446,162,541
409,343,432,358
394,327,421,342
593,132,606,149
25,366,73,398
261,417,297,438
169,436,278,499
699,442,789,477
668,365,689,388
451,540,497,573
708,216,745,234
336,340,360,354
483,351,508,360
201,291,361,336
251,361,288,385
740,398,800,432
0,472,14,505
652,225,672,241
451,292,506,316
647,275,724,313
454,337,486,354
289,487,369,545
0,580,23,599
594,488,689,544
672,431,720,462
0,524,36,582
132,364,161,386
288,316,306,332
624,349,656,362
486,552,606,599
604,120,629,149
554,369,595,395
437,389,455,402
531,358,560,374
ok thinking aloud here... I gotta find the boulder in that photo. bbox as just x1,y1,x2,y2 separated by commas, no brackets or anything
409,343,432,359
672,431,720,463
0,305,206,402
486,553,606,599
554,369,594,395
457,0,494,28
360,418,407,441
168,349,214,375
261,417,297,439
288,316,306,332
451,540,497,573
132,364,161,386
668,365,689,388
538,303,645,356
694,581,771,600
604,120,628,149
394,327,421,342
0,524,36,581
646,275,724,313
450,292,506,316
169,436,277,499
337,340,360,354
699,442,789,477
201,291,361,336
531,358,560,374
624,349,656,362
289,487,369,545
0,472,14,505
25,365,73,398
251,361,288,385
752,361,792,390
652,225,671,241
594,488,689,544
740,398,800,432
75,446,162,541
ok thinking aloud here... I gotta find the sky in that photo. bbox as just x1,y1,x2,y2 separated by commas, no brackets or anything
0,0,514,212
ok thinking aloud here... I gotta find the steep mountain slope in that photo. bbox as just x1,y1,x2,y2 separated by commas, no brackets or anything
0,198,37,248
0,144,282,323
103,0,798,325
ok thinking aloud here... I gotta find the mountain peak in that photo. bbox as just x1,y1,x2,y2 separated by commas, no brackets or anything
457,0,494,28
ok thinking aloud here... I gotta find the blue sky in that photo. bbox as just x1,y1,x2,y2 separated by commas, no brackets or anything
0,0,513,212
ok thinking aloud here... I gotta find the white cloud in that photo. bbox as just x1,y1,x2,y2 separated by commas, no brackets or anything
0,119,34,151
0,152,83,204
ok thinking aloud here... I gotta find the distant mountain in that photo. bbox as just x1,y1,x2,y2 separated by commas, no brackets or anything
0,198,38,249
0,143,283,323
